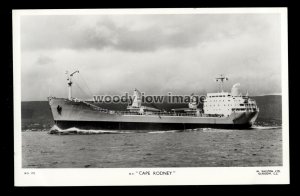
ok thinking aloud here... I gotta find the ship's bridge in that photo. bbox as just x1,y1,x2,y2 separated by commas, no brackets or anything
203,91,259,117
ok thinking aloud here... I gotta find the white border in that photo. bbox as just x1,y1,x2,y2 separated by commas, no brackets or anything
13,8,289,186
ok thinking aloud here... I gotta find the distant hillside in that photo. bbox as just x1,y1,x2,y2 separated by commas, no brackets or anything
21,95,282,130
253,95,282,120
251,95,282,126
21,101,53,130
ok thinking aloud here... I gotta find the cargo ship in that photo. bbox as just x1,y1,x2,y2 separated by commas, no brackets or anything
48,72,259,130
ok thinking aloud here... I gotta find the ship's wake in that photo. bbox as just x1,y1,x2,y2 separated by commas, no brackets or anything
48,124,281,135
49,125,184,135
48,125,132,135
147,130,179,134
251,125,282,130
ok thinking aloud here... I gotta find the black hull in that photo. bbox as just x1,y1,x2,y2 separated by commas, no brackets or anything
54,120,253,130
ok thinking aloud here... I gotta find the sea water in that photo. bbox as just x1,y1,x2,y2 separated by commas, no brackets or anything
22,126,282,168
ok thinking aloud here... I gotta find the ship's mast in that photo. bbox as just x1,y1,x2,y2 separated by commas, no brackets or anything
66,70,79,100
215,74,228,92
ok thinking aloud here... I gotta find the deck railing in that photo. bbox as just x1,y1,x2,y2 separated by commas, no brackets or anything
116,111,199,117
79,99,225,118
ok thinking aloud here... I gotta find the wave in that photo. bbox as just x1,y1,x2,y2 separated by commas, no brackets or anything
48,125,183,135
147,130,178,134
48,125,132,135
47,125,280,135
251,125,282,130
48,125,182,135
201,129,234,133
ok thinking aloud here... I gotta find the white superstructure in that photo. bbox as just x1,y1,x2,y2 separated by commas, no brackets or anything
203,75,259,117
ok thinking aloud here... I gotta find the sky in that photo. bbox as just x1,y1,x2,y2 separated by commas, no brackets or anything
20,13,282,101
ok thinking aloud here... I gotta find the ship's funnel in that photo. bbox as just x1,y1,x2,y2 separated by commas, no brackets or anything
231,83,240,96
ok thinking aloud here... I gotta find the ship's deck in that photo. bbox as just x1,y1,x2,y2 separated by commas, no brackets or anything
109,111,225,118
